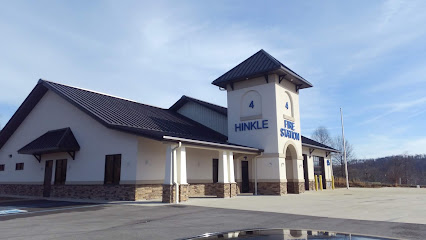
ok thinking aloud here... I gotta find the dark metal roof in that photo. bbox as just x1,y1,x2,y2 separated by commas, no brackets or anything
169,95,227,116
18,128,80,155
212,49,313,89
301,136,338,152
0,80,229,150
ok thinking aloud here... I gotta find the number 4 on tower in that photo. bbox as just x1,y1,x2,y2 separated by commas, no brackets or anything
249,101,254,108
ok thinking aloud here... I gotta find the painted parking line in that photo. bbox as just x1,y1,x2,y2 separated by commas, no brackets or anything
0,203,102,217
0,209,28,215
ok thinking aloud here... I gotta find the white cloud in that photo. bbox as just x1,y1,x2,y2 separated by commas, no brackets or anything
359,97,426,125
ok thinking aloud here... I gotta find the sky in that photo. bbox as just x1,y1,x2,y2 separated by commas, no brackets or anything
0,0,425,159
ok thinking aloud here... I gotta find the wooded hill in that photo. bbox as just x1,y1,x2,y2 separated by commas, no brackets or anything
333,154,426,186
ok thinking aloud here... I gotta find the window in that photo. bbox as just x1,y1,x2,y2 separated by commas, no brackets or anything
0,164,4,171
16,163,24,171
212,158,218,183
313,156,322,176
54,159,67,185
104,154,121,185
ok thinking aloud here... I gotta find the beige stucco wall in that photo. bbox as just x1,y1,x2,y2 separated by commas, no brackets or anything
136,137,167,184
186,148,219,183
0,90,139,185
226,74,304,183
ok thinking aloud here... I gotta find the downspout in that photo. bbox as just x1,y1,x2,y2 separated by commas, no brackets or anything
171,142,181,204
254,152,263,195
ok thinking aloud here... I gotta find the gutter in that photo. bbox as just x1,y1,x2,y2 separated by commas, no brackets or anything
254,152,263,195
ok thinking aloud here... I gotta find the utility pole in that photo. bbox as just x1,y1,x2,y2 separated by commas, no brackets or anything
340,108,349,189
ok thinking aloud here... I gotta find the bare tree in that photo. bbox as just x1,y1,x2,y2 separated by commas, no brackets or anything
311,126,332,146
332,135,355,177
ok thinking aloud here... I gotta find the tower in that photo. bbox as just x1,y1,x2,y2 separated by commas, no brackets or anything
212,49,313,194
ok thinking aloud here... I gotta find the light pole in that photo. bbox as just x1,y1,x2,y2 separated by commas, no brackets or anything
340,108,349,189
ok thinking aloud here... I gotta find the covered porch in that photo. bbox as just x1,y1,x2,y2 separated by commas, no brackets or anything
161,136,261,203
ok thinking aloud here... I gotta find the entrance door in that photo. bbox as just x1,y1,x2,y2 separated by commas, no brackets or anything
241,161,249,193
43,160,53,197
303,154,309,190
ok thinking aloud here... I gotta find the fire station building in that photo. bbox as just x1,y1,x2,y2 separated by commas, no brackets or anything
0,50,337,203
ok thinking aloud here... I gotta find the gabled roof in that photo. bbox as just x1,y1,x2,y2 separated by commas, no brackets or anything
169,95,227,116
0,80,231,150
301,136,338,152
18,128,80,155
212,49,313,89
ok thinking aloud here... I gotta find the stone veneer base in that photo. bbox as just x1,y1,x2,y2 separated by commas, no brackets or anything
0,184,163,201
309,181,315,191
0,184,43,197
189,183,237,198
189,183,217,196
257,182,287,195
287,181,305,194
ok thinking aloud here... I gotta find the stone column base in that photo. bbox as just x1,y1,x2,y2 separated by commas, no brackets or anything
179,184,189,202
236,182,242,194
162,184,175,203
216,183,237,198
326,180,332,189
257,182,287,195
308,181,315,191
230,183,237,197
287,181,305,194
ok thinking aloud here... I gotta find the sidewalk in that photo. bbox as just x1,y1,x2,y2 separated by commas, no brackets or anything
183,187,426,224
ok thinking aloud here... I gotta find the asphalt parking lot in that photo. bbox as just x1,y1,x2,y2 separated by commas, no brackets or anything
0,197,102,220
0,188,425,240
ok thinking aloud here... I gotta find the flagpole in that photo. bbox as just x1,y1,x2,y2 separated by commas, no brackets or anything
340,107,349,189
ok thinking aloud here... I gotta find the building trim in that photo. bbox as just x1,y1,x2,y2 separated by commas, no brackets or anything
163,136,262,153
302,143,339,153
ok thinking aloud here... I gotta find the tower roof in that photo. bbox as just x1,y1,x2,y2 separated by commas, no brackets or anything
212,49,313,89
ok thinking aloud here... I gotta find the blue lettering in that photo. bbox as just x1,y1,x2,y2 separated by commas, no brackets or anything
235,123,242,132
288,121,294,130
244,122,250,131
249,101,254,108
234,120,269,132
280,120,300,140
262,120,268,129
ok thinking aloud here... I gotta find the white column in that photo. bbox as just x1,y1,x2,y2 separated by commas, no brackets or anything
293,158,305,181
164,145,173,185
218,150,229,183
228,151,235,183
177,146,187,184
172,148,178,184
